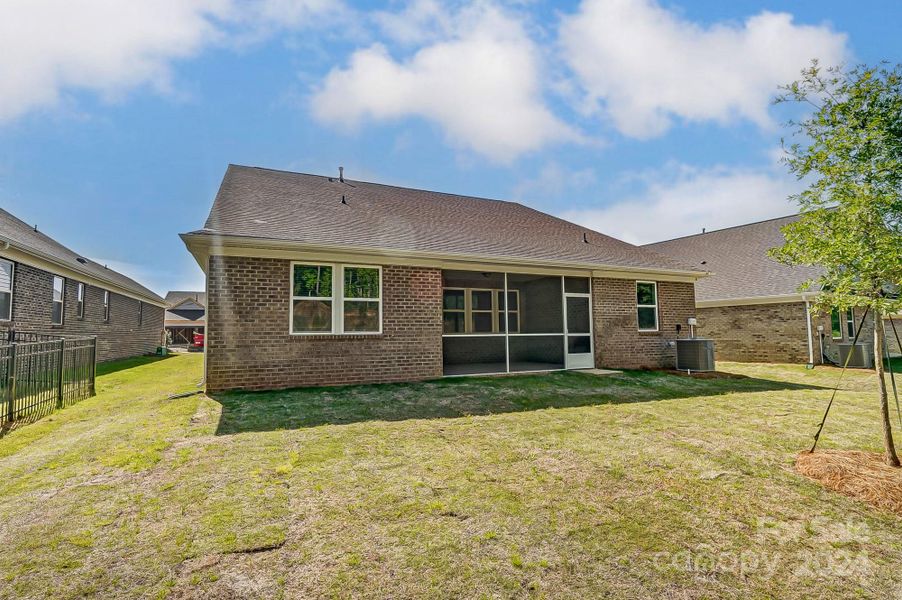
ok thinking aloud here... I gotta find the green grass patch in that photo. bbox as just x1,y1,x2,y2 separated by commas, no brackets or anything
0,354,901,598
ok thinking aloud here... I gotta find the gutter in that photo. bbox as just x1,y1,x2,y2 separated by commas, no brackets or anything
0,239,166,307
180,232,709,282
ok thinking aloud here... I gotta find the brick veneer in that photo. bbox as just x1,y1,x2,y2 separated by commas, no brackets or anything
0,262,164,362
697,303,810,363
205,256,443,391
696,301,877,364
592,278,697,369
888,317,902,356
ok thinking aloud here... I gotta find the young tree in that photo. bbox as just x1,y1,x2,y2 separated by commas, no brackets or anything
771,61,902,467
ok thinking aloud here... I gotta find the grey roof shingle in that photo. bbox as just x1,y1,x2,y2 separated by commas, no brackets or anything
187,165,701,274
0,208,163,304
645,214,823,302
165,291,206,307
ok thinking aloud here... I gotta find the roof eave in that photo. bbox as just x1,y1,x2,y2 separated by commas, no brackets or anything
0,239,166,307
180,232,709,282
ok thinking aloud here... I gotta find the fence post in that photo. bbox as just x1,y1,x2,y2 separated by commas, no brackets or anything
56,339,65,409
90,337,97,396
6,343,16,423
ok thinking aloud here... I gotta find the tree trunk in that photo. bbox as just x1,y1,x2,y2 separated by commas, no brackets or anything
874,312,901,467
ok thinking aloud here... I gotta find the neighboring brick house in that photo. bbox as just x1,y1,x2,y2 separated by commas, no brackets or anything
181,165,706,391
164,291,205,346
646,214,883,366
0,208,165,362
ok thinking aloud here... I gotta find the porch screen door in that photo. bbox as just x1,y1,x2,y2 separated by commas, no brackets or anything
564,278,594,369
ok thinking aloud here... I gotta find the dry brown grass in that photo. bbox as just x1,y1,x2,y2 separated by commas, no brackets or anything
796,450,902,515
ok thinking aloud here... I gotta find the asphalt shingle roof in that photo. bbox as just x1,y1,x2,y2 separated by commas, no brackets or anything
645,214,823,302
0,208,163,304
165,291,206,307
187,165,701,274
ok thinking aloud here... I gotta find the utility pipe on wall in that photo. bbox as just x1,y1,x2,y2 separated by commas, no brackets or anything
804,297,815,366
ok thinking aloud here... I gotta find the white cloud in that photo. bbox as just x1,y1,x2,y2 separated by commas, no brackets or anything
0,0,341,123
512,161,597,205
559,0,849,138
560,164,802,244
311,3,580,163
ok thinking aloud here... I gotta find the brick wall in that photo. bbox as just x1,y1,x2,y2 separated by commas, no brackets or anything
592,278,696,369
697,302,810,363
696,302,878,364
206,256,443,391
0,262,164,362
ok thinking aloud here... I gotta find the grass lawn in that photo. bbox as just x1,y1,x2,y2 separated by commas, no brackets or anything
1,355,902,598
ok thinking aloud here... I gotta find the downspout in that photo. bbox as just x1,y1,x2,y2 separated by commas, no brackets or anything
804,295,815,366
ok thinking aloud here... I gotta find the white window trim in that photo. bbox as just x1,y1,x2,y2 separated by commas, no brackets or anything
845,308,855,340
76,282,85,320
636,281,659,332
289,262,382,335
0,259,13,322
51,275,65,326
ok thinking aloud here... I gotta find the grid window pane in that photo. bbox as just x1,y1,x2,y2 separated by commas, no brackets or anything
846,309,855,339
443,290,465,310
344,300,379,332
344,267,379,299
471,290,493,310
638,306,657,330
0,292,10,320
53,276,64,302
443,312,465,333
472,312,493,332
293,299,332,332
0,260,11,293
637,282,656,305
831,308,842,339
293,265,332,297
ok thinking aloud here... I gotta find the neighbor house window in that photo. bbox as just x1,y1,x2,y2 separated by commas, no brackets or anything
0,259,12,321
441,287,519,334
290,263,381,334
103,291,110,322
51,276,65,325
845,308,855,339
830,308,842,340
138,301,143,326
636,281,658,331
76,283,85,319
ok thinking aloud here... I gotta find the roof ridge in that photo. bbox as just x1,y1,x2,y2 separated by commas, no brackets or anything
644,212,801,246
228,163,519,207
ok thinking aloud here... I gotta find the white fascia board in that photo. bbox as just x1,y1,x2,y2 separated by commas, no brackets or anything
180,233,708,283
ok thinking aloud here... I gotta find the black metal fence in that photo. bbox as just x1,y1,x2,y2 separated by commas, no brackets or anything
0,331,97,429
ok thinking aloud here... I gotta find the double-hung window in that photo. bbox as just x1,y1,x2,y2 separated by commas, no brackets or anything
636,281,658,331
138,301,143,326
51,276,65,325
845,308,855,339
103,291,111,323
76,283,85,319
291,263,381,334
830,308,842,340
0,259,12,321
441,287,519,334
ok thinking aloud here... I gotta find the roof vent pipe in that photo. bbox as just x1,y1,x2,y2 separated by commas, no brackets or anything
339,166,344,183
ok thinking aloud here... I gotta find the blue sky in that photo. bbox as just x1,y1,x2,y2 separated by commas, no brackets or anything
0,0,898,295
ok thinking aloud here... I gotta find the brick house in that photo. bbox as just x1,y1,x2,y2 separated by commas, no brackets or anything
181,165,705,392
647,214,887,365
0,208,166,362
164,291,205,346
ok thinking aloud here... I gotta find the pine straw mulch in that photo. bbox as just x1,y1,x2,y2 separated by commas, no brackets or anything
796,450,902,516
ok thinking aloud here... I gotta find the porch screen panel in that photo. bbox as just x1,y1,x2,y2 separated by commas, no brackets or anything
507,273,564,372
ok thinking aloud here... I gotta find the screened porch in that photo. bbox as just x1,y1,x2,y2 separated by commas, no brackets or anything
441,270,594,376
